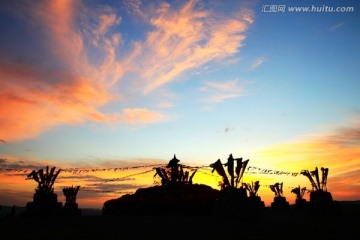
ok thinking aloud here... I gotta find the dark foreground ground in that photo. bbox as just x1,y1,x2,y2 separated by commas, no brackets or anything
0,202,359,240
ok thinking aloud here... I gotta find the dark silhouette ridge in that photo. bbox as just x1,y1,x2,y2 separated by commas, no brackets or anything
210,154,265,219
2,201,360,240
269,182,290,211
4,205,16,218
24,166,63,217
62,185,82,216
103,155,219,216
301,167,340,215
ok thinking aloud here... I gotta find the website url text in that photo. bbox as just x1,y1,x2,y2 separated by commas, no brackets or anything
261,5,355,13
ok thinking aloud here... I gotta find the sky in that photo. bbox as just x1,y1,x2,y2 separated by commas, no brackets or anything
0,0,359,209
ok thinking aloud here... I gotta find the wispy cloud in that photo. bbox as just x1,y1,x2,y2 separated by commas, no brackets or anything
0,156,77,171
114,108,167,124
329,22,344,31
200,79,243,103
157,102,175,108
91,14,122,47
250,56,267,70
322,124,360,147
0,155,166,171
121,0,146,19
133,0,253,93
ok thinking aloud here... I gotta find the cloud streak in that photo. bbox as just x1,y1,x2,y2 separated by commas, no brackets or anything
200,79,243,103
250,56,267,70
329,22,344,31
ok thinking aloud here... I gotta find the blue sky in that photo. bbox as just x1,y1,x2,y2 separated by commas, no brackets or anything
0,0,359,208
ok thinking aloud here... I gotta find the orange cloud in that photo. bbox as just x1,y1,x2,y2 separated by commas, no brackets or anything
0,60,113,141
30,0,85,69
1,0,254,142
133,0,253,93
93,14,122,42
0,0,168,142
253,119,360,202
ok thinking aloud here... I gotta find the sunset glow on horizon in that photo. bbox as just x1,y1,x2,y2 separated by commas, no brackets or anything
1,0,359,209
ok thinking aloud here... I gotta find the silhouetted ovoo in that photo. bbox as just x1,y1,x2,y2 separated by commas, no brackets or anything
291,185,308,212
269,182,290,211
63,185,82,216
300,167,340,215
25,166,63,217
103,155,219,216
210,154,265,219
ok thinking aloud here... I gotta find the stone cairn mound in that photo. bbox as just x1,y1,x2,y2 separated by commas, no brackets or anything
103,155,219,216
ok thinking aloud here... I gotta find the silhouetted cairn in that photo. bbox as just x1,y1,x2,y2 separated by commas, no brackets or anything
269,182,289,211
210,154,264,219
25,166,62,217
102,155,219,216
301,167,340,215
62,185,81,216
244,180,265,211
291,185,308,212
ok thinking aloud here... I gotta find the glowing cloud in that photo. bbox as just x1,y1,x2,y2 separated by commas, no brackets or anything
0,0,161,142
254,117,360,202
134,0,253,93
